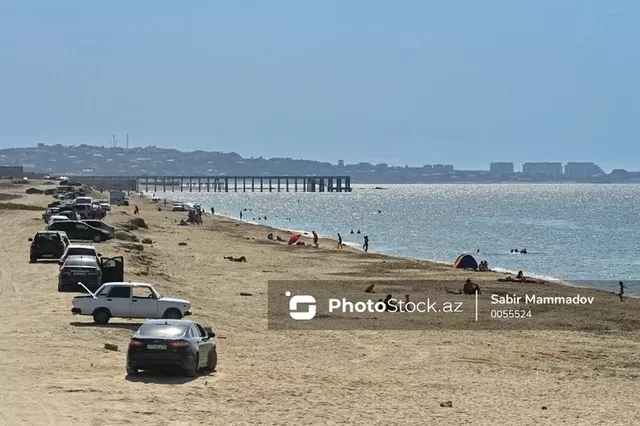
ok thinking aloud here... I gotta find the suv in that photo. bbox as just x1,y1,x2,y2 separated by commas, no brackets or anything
29,231,66,262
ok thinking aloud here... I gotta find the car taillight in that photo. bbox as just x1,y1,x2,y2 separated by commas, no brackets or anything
169,341,190,348
129,339,144,347
87,270,99,275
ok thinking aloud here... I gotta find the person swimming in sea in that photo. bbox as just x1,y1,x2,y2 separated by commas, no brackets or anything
357,229,361,234
350,230,354,234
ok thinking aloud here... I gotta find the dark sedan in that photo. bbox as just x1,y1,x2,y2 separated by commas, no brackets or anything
127,319,217,377
58,255,102,292
47,220,110,242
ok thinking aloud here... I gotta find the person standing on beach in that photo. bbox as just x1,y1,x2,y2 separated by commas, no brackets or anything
240,211,243,220
312,231,319,248
134,205,139,215
619,281,628,301
337,233,343,249
363,235,369,252
211,207,215,215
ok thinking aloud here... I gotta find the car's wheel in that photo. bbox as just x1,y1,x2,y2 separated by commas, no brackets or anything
164,309,182,320
126,364,138,375
185,354,199,377
93,235,101,243
29,258,37,263
206,348,217,372
93,309,111,325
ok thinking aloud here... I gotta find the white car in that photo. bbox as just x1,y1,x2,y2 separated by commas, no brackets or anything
172,203,186,211
71,282,192,324
48,215,71,225
60,244,101,265
74,196,92,205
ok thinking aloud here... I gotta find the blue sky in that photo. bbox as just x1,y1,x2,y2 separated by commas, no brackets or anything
1,1,638,170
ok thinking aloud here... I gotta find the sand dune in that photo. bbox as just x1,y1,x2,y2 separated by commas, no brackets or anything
0,184,639,425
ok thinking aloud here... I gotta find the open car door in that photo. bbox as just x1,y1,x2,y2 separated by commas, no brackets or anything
100,256,124,283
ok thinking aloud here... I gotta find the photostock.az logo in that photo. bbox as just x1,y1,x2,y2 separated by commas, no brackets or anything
285,291,316,320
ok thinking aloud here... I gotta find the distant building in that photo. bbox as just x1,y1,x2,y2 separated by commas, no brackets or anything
564,162,603,179
522,162,562,177
0,165,24,177
490,162,514,175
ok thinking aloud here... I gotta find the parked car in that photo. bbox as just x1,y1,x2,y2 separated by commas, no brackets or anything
126,319,217,377
59,244,101,265
28,231,66,262
48,200,63,208
43,207,61,222
56,210,80,220
47,220,111,242
47,214,70,226
71,203,93,217
80,220,115,237
73,196,92,205
109,190,127,205
71,282,191,324
59,255,102,292
56,230,71,248
100,202,111,211
172,203,186,211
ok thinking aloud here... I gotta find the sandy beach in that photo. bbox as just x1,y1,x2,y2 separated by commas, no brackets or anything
1,182,639,426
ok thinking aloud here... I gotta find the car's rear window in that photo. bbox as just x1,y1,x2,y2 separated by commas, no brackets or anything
36,233,60,241
64,257,98,267
69,248,96,256
137,324,188,338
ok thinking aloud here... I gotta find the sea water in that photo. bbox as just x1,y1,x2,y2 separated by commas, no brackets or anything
145,184,640,293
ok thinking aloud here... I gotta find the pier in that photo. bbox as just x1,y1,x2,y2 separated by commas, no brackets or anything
78,175,352,193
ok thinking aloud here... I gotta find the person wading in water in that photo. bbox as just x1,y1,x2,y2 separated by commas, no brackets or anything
619,281,628,301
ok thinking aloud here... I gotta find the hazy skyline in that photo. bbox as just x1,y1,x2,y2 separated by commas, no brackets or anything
1,1,639,170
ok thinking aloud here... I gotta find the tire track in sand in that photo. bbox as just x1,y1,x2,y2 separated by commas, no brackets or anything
0,262,17,298
0,394,58,425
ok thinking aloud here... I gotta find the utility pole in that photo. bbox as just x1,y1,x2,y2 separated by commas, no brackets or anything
126,133,129,149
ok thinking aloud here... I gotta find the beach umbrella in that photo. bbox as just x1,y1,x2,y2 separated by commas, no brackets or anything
288,234,302,245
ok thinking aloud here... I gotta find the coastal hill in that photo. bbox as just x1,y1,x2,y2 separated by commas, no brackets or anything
1,143,639,183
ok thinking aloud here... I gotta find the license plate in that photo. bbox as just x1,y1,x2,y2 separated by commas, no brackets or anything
147,344,167,350
72,272,87,275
